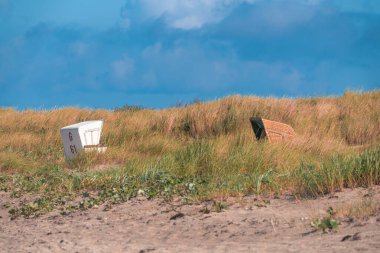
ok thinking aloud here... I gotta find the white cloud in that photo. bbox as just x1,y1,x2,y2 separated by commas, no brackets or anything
172,16,204,30
121,0,335,30
124,0,258,30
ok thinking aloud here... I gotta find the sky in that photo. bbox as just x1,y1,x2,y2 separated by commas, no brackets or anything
0,0,379,109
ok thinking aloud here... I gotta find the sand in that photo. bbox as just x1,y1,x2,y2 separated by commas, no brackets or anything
1,187,379,253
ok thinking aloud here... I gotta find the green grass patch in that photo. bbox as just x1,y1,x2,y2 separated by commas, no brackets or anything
2,146,379,218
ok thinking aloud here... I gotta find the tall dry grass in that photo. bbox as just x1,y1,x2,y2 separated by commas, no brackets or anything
0,90,379,198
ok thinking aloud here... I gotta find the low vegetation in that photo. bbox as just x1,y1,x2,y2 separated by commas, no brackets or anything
0,90,379,218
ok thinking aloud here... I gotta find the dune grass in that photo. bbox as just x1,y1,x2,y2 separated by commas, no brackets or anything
0,90,379,218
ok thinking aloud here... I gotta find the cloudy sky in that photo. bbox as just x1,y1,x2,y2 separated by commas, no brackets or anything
0,0,379,109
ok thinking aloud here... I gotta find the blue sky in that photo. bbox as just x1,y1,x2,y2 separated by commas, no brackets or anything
0,0,379,109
